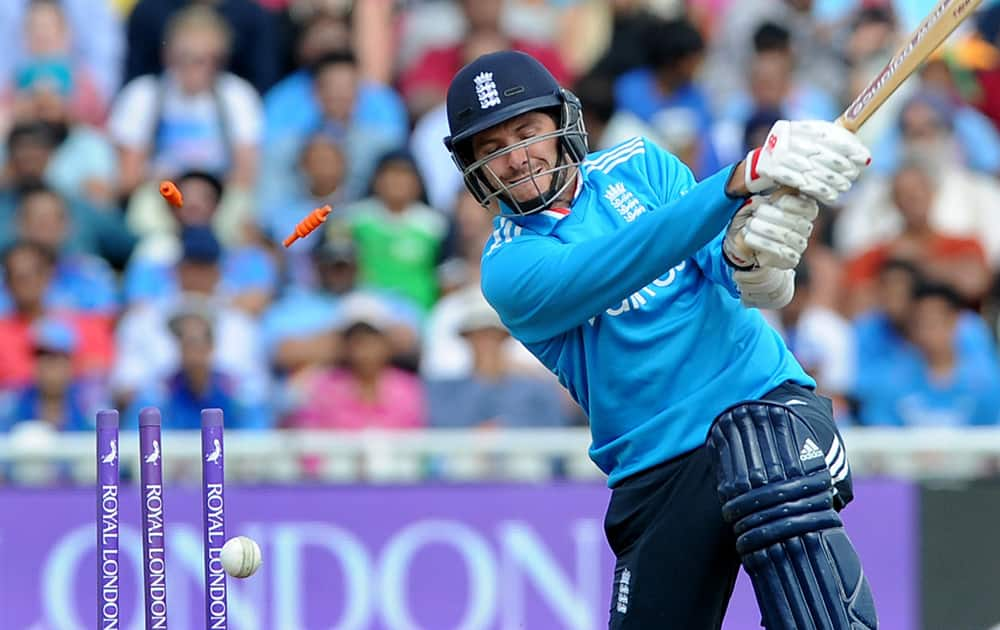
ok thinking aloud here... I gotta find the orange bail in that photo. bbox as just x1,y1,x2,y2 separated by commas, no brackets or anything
283,205,333,247
159,181,184,208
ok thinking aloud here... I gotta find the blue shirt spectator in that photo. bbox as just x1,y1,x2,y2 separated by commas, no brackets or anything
260,51,408,204
262,238,423,417
427,374,568,428
711,22,837,164
0,183,119,315
124,247,276,307
126,308,263,429
857,282,1000,426
426,291,568,428
613,18,720,178
614,70,720,177
0,253,117,316
257,133,345,250
156,371,248,430
871,89,1000,176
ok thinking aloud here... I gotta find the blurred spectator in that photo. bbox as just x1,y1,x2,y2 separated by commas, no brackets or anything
870,87,1000,177
109,5,262,197
586,0,661,80
397,0,571,119
574,71,660,152
968,6,1000,131
714,21,837,164
851,259,997,419
283,315,426,430
268,2,352,79
774,262,855,420
0,241,114,388
3,318,108,431
434,189,498,297
701,0,845,114
838,94,1000,265
845,160,991,314
258,132,345,249
261,49,407,204
124,170,276,315
124,0,280,94
261,240,348,379
260,11,364,139
4,62,118,206
152,311,250,429
426,291,568,428
261,238,422,380
0,0,123,110
110,226,270,418
0,122,135,266
128,169,225,261
330,151,447,312
0,184,118,315
421,191,549,380
840,6,907,147
741,107,784,154
842,6,897,68
857,282,1000,426
7,0,107,127
508,0,610,78
613,17,720,176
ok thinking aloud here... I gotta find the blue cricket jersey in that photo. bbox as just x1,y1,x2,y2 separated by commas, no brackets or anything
480,136,814,486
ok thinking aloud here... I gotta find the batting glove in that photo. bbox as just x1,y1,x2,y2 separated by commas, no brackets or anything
745,120,871,204
734,267,796,310
724,193,819,270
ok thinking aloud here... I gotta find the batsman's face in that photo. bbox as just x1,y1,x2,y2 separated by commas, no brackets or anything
471,112,560,203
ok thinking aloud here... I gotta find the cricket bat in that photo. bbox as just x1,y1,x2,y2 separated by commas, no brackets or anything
835,0,984,133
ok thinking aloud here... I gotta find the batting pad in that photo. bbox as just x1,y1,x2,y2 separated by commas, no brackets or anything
707,402,878,630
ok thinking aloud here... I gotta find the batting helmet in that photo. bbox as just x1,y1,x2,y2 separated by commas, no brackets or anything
443,50,588,216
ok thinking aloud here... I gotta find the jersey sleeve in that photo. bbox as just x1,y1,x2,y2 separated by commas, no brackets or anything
482,165,744,343
692,230,740,298
643,137,739,296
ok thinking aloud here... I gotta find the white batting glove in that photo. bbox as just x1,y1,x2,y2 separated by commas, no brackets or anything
724,194,819,270
734,267,796,310
745,120,871,204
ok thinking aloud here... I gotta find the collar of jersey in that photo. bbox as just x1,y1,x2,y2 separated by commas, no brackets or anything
501,172,583,235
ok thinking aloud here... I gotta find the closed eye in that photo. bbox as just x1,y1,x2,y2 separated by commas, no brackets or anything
516,123,537,140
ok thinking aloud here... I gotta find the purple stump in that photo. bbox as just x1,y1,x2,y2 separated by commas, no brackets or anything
139,407,168,629
201,408,228,628
96,410,120,629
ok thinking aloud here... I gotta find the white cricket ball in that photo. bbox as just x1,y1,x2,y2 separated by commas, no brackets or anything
220,536,262,578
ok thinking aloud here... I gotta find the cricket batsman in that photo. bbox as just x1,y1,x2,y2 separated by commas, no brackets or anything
444,50,878,629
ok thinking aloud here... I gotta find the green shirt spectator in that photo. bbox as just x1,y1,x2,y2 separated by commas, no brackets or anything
331,151,448,311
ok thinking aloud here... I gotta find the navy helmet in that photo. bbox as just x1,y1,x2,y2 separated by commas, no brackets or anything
444,50,588,216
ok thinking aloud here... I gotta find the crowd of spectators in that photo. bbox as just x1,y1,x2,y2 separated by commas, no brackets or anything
2,0,1000,444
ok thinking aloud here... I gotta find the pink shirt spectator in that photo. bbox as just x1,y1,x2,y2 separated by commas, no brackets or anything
286,367,426,430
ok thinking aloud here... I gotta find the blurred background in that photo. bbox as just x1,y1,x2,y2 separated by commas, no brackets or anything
1,0,1000,628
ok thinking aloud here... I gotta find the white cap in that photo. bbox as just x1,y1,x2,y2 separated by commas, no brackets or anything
456,290,506,335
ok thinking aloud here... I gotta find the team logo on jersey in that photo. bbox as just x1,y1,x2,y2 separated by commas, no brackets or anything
474,72,501,109
604,182,647,222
